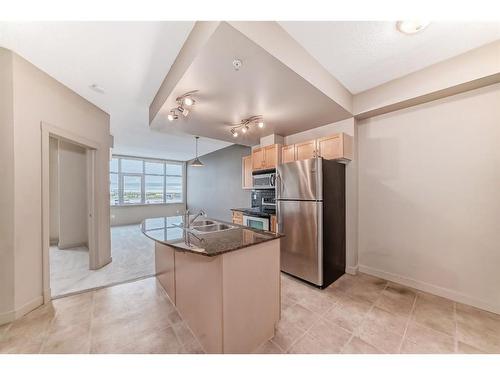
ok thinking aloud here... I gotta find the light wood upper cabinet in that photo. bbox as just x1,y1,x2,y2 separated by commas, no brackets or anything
252,147,264,170
295,140,317,161
242,155,253,189
281,144,296,164
252,144,281,170
317,133,353,160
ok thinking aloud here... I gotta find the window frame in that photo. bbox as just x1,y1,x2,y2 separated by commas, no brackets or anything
110,155,185,207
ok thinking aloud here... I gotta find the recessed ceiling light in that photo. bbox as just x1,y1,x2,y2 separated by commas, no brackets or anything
89,83,105,94
396,21,430,35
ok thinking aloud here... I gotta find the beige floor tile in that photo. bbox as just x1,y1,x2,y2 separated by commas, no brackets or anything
288,333,343,354
120,326,183,354
325,274,358,294
456,303,500,338
364,306,408,336
347,273,387,303
456,341,485,354
0,323,11,341
297,289,337,315
253,340,284,354
355,319,403,353
180,338,205,354
271,318,306,351
281,303,320,331
457,321,500,353
41,323,91,354
323,294,372,332
342,336,382,354
402,322,455,354
375,284,416,316
305,318,351,353
411,293,455,335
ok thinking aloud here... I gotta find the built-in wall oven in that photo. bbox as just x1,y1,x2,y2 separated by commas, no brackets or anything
243,215,270,231
252,169,276,189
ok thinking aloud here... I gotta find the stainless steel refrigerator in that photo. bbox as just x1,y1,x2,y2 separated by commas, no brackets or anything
276,157,345,288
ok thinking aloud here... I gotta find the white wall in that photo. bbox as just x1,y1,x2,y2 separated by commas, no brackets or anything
0,48,111,323
284,118,359,274
0,48,15,323
357,83,500,313
49,137,59,244
57,140,88,248
111,203,186,226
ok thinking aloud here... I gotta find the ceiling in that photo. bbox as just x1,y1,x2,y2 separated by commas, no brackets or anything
151,22,352,146
279,21,500,94
0,21,232,161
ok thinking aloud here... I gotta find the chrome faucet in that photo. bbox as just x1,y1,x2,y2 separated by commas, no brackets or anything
183,209,190,228
190,209,207,226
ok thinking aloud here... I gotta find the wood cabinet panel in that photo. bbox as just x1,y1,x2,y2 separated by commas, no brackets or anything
295,140,317,161
263,144,280,169
270,215,277,233
232,211,243,225
242,155,252,189
317,134,342,160
252,147,264,170
281,145,296,164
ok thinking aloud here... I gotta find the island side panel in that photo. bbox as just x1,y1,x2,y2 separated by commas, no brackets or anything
155,242,176,304
174,251,223,354
222,239,281,353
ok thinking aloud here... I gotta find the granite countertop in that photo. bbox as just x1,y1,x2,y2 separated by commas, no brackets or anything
141,215,283,257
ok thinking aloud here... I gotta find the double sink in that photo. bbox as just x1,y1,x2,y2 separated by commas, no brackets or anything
188,219,235,233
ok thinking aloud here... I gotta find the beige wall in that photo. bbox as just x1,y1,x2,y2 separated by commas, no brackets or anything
0,48,111,322
57,140,88,248
283,118,359,274
357,83,500,313
111,203,186,226
0,48,15,322
49,137,59,244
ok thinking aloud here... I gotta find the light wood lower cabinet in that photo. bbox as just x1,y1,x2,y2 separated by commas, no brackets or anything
270,214,276,233
232,211,243,225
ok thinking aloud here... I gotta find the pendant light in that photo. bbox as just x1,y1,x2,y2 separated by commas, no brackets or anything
190,136,204,167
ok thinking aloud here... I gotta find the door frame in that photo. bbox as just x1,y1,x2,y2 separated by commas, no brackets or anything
41,121,100,303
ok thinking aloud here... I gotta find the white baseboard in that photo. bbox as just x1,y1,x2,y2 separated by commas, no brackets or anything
359,264,500,315
0,295,44,325
345,265,358,275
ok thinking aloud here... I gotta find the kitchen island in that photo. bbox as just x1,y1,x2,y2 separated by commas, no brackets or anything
141,215,283,354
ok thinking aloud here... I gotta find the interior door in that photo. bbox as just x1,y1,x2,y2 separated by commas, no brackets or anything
278,200,322,285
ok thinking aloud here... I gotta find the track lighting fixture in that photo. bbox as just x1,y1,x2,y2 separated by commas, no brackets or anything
167,90,197,122
167,110,178,122
230,115,264,136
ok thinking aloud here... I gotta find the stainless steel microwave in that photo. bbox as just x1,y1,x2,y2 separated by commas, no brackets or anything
252,170,276,189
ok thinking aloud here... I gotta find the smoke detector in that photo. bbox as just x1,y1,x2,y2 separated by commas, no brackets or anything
232,59,243,71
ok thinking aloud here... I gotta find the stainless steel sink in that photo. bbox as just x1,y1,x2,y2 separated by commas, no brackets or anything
191,220,216,226
192,223,235,233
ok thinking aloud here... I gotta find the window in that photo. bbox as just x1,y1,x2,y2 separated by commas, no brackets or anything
109,156,184,206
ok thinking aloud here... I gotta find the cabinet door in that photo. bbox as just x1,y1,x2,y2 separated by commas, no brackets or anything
295,140,317,161
252,148,264,170
232,211,243,225
242,155,252,189
317,134,342,160
263,145,279,169
270,215,277,233
281,145,296,164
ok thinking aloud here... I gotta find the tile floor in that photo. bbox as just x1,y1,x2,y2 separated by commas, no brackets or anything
1,272,499,354
0,277,203,354
254,273,500,354
50,225,155,297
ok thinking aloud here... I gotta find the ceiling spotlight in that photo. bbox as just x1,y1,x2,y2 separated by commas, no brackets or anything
241,125,249,134
183,97,195,106
257,121,264,128
177,107,190,117
167,110,178,122
233,59,243,71
232,129,238,138
396,21,430,35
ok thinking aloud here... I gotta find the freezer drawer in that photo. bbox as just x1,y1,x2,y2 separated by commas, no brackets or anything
277,158,322,201
278,200,322,285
